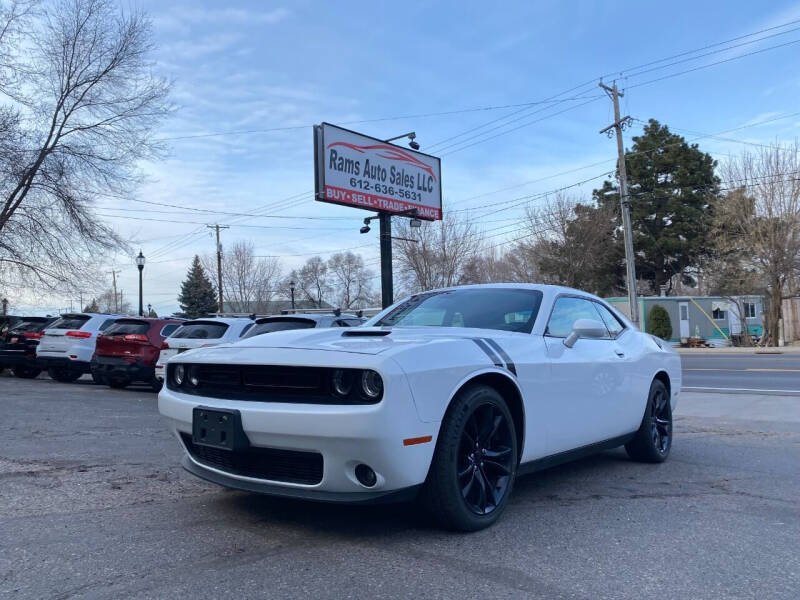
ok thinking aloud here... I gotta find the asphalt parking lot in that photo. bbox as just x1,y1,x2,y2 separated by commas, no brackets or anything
1,373,798,600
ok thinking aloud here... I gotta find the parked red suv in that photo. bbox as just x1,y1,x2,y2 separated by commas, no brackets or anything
90,317,183,391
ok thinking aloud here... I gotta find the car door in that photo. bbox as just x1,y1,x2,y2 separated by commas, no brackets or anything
542,296,627,453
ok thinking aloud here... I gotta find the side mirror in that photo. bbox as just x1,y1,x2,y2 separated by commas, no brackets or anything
563,318,607,348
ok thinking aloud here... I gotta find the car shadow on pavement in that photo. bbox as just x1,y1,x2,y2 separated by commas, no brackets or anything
216,449,634,537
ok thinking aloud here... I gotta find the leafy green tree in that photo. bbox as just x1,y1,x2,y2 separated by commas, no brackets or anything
177,256,217,318
593,119,719,294
648,304,673,340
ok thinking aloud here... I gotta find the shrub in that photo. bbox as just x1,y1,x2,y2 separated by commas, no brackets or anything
648,305,673,340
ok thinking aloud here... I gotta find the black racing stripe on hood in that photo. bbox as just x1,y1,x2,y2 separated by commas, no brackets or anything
484,338,517,376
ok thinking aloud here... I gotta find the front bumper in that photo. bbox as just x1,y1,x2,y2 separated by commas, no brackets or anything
91,355,155,383
36,356,90,373
158,370,438,499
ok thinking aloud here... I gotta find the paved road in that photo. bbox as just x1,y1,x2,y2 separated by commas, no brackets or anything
1,375,798,599
681,353,800,394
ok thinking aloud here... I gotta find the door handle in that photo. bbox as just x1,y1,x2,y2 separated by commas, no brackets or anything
614,350,625,358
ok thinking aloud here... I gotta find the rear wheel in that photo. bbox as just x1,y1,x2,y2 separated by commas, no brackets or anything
150,378,163,392
422,384,518,532
91,372,108,385
47,368,82,383
625,379,672,463
108,376,129,389
12,366,41,379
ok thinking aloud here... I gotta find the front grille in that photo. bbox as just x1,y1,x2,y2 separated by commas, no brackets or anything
167,363,382,404
180,433,323,485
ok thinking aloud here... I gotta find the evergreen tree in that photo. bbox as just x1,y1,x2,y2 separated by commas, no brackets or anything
648,304,673,340
83,299,100,312
593,119,719,294
177,256,217,318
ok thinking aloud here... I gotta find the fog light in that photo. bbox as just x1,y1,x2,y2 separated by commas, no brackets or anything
354,463,377,487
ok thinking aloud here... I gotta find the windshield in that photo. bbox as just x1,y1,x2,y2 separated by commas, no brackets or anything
8,319,51,334
370,288,544,333
243,318,316,338
170,321,229,339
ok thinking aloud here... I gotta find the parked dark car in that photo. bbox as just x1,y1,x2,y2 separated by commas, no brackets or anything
0,316,57,377
90,317,183,390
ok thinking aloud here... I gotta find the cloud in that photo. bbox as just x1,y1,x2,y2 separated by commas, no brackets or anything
177,7,290,26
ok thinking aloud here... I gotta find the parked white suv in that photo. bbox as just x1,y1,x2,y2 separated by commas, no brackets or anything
155,317,256,382
36,313,125,382
242,313,366,339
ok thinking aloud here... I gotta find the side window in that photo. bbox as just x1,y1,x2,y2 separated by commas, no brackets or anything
99,319,117,331
546,296,610,338
239,323,254,337
161,324,179,337
593,303,625,337
334,319,351,327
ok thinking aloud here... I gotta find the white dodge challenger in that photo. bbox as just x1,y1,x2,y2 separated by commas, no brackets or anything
158,284,680,531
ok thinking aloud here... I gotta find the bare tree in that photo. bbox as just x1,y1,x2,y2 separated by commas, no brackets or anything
0,0,171,292
327,251,376,309
87,287,130,314
394,213,483,294
522,193,622,295
203,240,281,313
717,144,800,345
286,256,331,308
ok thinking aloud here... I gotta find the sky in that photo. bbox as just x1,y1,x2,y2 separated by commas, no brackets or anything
21,0,800,315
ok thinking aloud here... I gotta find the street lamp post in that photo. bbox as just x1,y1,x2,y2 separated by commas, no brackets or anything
135,250,145,316
290,280,296,310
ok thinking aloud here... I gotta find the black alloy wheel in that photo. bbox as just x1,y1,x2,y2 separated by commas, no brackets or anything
422,384,518,531
457,403,515,516
625,379,672,463
650,384,672,455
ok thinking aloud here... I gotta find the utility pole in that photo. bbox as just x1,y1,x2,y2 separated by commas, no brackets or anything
599,80,639,328
207,224,229,313
379,213,393,308
107,269,121,313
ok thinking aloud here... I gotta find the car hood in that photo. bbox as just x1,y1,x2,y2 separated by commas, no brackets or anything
225,326,523,356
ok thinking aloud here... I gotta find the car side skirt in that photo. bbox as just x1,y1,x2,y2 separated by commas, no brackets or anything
517,433,636,477
182,456,422,505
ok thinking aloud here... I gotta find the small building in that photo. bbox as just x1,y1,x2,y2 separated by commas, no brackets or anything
605,295,765,346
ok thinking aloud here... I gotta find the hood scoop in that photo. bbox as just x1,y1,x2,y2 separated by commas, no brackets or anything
341,329,391,337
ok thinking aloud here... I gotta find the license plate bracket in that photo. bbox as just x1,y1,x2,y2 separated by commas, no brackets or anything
192,407,249,451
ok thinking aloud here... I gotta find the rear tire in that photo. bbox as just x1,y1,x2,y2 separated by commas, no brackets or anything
47,368,82,383
150,378,163,392
108,376,129,389
421,384,518,532
625,379,672,463
91,372,108,385
12,366,41,379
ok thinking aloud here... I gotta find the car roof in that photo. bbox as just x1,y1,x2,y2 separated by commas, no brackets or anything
255,313,360,323
181,317,253,325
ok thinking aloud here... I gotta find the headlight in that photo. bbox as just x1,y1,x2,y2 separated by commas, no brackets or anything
174,364,185,386
360,370,383,400
188,365,200,387
331,369,353,397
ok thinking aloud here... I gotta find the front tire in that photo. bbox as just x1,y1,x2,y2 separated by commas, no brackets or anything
422,384,518,532
625,379,672,463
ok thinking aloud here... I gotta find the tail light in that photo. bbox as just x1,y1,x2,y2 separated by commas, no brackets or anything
123,334,149,342
66,330,91,338
161,341,169,350
23,332,43,339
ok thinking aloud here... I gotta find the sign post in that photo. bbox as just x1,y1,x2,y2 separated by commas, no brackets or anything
314,123,442,308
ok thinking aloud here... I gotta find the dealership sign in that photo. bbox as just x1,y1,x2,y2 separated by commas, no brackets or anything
314,123,442,220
